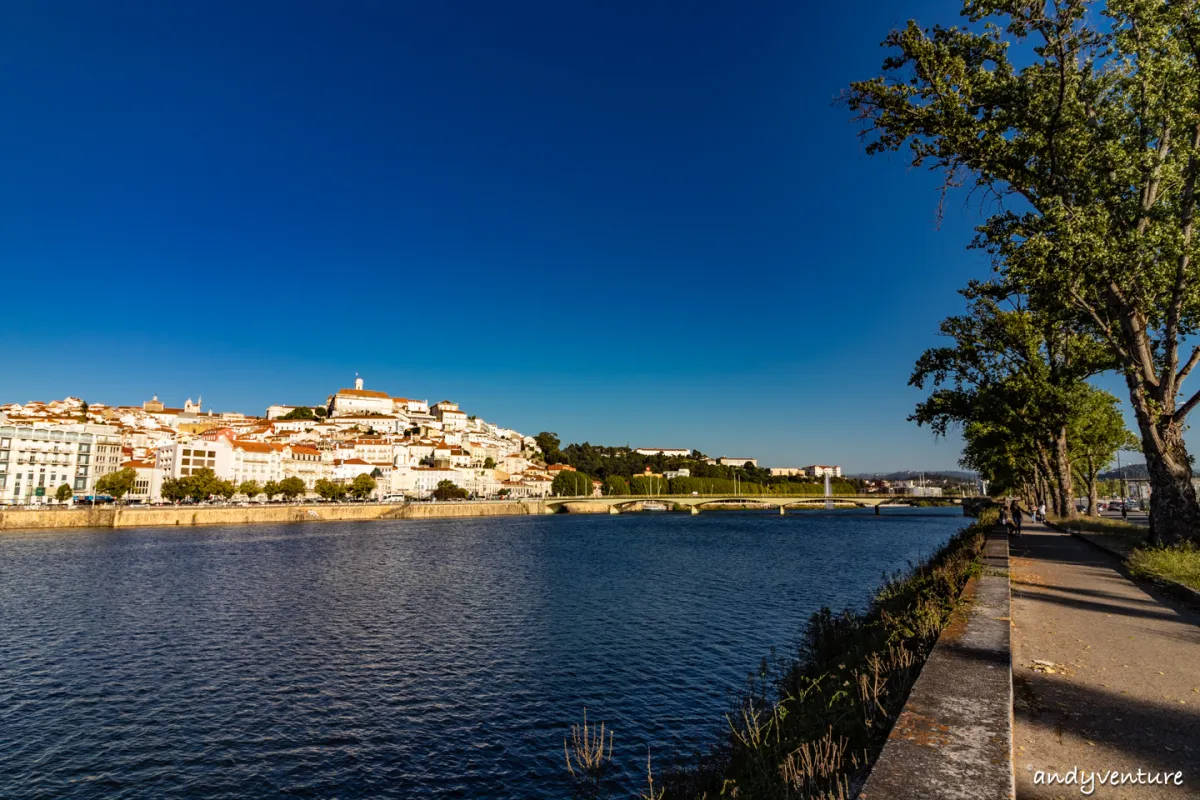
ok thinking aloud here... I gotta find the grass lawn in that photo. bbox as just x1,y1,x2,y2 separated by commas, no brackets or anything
1050,515,1200,592
1048,515,1149,557
1128,544,1200,592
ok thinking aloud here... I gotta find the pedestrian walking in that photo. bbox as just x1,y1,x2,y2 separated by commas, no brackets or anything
1013,504,1024,536
1000,504,1014,536
1037,502,1046,523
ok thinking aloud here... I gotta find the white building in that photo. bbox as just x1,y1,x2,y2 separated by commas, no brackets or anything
0,424,104,504
156,438,235,481
327,378,394,417
717,456,758,468
804,465,842,478
769,467,807,477
635,448,692,458
122,459,163,503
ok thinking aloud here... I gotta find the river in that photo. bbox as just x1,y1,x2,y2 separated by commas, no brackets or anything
0,508,966,798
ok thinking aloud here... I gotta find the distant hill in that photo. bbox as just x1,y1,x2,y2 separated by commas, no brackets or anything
1099,463,1149,480
849,470,977,482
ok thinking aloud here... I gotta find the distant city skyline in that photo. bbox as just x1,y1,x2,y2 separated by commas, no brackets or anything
0,1,1173,472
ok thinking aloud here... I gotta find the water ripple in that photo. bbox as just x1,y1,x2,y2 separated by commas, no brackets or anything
0,509,963,798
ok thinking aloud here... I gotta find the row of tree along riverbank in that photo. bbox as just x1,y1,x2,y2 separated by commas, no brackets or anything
842,2,1200,546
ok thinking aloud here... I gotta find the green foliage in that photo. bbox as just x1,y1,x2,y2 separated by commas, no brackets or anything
95,468,138,500
279,476,306,500
238,480,262,499
534,432,563,464
629,475,668,496
433,479,468,501
602,475,630,496
160,478,187,502
315,478,347,501
279,406,317,420
349,473,377,500
483,457,496,469
55,483,74,503
158,468,225,502
846,0,1200,540
551,470,593,497
262,480,282,500
1128,543,1200,591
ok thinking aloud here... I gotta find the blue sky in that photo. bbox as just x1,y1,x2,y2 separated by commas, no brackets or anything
0,1,1152,472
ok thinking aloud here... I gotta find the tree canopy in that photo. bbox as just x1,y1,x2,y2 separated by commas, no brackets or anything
847,0,1200,542
433,479,468,501
95,468,138,501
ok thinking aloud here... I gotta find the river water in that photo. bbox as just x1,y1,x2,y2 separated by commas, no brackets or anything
0,508,966,799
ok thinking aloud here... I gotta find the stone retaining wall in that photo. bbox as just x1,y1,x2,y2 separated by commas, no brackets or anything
0,501,549,532
859,527,1013,799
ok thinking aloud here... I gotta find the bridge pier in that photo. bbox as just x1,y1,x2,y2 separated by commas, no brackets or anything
608,505,621,515
779,505,786,515
690,506,700,515
875,503,881,515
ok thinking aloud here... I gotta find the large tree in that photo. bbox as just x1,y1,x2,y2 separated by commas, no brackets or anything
551,470,592,497
96,468,138,502
432,479,468,501
1068,387,1138,516
279,476,306,501
847,0,1200,542
910,285,1105,517
349,473,377,500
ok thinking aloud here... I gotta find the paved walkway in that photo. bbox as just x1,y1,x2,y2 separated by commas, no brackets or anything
1010,521,1200,798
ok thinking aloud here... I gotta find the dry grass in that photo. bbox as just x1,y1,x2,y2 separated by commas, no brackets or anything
652,513,991,798
1128,543,1200,591
564,708,614,781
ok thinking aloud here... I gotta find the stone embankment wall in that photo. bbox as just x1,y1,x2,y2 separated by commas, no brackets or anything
0,501,550,532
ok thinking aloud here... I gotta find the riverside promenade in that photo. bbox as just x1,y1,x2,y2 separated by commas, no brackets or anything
1010,521,1200,798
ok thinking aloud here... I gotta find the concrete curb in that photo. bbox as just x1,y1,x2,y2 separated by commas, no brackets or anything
859,527,1014,799
1047,521,1200,607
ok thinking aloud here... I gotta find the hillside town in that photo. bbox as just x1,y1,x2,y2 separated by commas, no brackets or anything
0,378,869,506
0,379,552,505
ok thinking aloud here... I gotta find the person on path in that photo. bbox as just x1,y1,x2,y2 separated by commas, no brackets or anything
1036,502,1046,523
1000,503,1013,536
1012,503,1024,536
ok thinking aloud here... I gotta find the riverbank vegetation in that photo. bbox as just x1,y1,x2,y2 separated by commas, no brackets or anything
1128,545,1200,592
534,435,869,497
563,512,993,799
845,1,1200,545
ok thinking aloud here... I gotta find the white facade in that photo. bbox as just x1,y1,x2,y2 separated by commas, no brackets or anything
328,384,394,417
804,465,842,478
718,457,758,468
0,424,100,504
156,438,235,481
635,448,692,458
769,467,807,477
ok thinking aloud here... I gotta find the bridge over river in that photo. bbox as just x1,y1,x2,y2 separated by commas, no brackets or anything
542,494,959,514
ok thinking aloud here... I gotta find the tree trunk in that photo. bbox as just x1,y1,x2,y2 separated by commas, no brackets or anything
1128,392,1200,545
1053,427,1076,518
1143,427,1200,546
1036,447,1059,516
1086,456,1098,517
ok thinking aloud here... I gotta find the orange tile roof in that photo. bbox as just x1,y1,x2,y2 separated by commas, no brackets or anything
336,388,390,399
232,440,284,454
